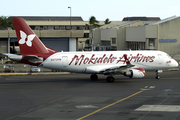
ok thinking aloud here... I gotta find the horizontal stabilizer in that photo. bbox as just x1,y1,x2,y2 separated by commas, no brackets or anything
0,53,22,62
1,53,18,57
22,55,43,63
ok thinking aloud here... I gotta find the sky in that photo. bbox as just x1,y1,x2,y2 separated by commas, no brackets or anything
1,0,180,21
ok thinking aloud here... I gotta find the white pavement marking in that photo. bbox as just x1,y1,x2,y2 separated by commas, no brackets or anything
76,105,98,109
135,105,180,112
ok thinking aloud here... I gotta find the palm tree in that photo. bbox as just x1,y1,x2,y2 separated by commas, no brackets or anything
86,16,100,50
86,16,100,29
104,18,111,25
0,16,14,30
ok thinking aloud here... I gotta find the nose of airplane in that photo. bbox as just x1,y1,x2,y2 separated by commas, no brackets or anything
172,59,179,67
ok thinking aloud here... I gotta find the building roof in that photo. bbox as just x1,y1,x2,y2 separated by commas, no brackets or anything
149,16,180,25
115,21,138,28
122,17,161,21
10,16,83,21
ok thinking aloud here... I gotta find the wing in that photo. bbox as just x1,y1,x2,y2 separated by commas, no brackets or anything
99,64,135,75
100,54,134,75
99,54,145,78
84,54,135,75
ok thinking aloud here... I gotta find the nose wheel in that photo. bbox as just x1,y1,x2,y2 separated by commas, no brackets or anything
156,75,160,79
156,70,162,79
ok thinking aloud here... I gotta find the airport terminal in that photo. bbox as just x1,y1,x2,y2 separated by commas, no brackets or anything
0,16,180,61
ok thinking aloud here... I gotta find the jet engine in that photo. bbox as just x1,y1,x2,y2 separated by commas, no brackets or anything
125,68,145,78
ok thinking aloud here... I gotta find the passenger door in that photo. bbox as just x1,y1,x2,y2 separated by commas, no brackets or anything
62,56,68,67
157,54,162,65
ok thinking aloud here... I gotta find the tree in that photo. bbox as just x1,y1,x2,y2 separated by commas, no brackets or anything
86,16,101,50
104,18,111,25
86,16,101,29
0,16,14,30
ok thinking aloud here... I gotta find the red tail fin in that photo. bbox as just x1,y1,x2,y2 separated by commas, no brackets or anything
13,17,49,55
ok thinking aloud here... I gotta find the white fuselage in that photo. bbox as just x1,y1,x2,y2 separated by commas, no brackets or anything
41,50,178,74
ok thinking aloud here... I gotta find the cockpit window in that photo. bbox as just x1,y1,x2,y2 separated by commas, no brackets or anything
166,54,172,58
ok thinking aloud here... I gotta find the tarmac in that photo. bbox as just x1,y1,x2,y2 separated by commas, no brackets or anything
0,63,179,76
1,71,180,120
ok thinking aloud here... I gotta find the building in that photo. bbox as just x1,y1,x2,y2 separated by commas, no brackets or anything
0,16,104,57
122,17,161,21
1,16,180,62
91,16,180,61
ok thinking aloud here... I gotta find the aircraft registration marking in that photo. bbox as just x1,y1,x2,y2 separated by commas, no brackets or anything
51,58,61,61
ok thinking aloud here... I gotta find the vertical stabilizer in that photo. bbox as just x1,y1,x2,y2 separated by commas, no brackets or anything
13,17,49,55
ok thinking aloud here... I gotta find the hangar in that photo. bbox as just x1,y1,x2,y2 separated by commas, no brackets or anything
91,16,180,61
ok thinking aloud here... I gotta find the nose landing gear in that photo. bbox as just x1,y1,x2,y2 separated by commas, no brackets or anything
156,70,162,79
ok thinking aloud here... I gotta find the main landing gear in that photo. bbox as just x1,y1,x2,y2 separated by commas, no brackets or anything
90,74,98,81
106,76,115,83
90,74,115,82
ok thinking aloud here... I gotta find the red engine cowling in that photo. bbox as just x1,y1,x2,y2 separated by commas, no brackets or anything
125,68,145,78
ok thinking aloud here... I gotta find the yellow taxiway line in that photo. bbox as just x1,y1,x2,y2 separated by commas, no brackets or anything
77,88,151,120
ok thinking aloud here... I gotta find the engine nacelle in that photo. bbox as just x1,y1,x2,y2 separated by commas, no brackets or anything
125,68,145,78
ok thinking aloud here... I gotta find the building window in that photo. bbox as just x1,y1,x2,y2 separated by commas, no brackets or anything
149,38,155,46
30,26,35,30
127,42,145,50
77,26,80,30
55,26,60,30
111,38,116,44
65,26,71,30
149,38,155,49
85,26,89,30
60,26,65,30
79,26,84,30
43,26,48,30
84,33,89,38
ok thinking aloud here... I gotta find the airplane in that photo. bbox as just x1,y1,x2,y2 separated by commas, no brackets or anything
2,17,179,82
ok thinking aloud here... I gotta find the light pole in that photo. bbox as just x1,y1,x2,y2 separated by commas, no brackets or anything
68,7,72,35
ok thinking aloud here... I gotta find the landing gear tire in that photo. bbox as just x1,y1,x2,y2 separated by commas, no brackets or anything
156,76,160,79
106,76,115,83
90,74,98,81
156,70,161,79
